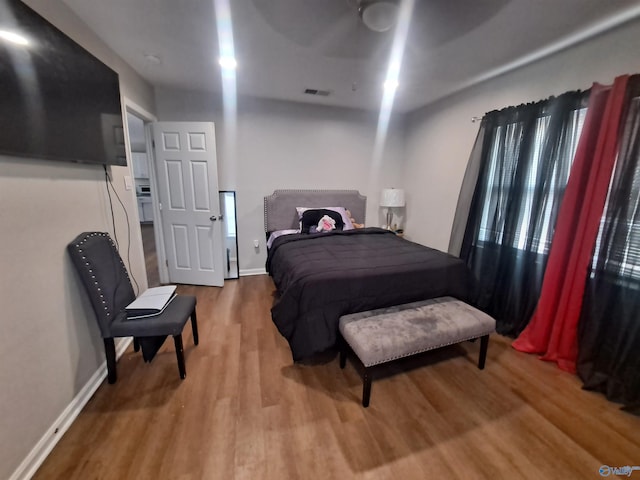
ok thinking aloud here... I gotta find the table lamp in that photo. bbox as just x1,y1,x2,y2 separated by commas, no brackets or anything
380,188,405,230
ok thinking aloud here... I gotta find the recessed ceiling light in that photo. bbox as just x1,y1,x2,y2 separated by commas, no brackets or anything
219,56,237,70
0,30,29,46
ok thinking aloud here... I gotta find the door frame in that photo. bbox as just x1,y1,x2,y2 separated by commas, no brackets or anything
122,97,170,284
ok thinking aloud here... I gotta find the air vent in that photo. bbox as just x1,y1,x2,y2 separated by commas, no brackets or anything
304,88,331,97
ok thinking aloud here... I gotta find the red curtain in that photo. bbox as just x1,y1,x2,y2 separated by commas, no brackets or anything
512,76,630,373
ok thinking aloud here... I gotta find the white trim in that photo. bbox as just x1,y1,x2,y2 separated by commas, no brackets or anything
239,268,267,277
144,122,169,284
9,338,132,480
123,98,155,123
122,97,170,285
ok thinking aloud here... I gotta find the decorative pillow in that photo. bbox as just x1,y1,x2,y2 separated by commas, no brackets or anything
345,209,364,228
296,207,355,231
300,209,344,233
313,215,337,233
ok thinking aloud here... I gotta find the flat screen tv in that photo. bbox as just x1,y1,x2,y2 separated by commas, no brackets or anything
0,0,126,166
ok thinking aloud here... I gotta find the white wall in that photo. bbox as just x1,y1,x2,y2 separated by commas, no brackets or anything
0,1,155,478
155,90,406,272
403,17,640,251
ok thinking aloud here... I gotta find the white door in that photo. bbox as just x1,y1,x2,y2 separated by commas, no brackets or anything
152,122,224,287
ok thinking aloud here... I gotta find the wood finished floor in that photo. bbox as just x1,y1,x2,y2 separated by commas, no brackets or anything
35,276,640,479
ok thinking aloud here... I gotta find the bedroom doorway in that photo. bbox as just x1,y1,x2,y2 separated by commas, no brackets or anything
124,101,226,288
125,109,160,287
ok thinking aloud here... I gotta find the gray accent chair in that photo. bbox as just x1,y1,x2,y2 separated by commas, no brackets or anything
68,232,198,383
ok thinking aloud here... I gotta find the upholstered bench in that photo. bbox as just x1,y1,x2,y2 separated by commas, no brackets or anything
339,297,496,407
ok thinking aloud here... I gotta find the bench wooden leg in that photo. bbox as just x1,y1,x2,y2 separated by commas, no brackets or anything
133,337,140,352
362,368,372,407
339,337,347,369
478,335,489,370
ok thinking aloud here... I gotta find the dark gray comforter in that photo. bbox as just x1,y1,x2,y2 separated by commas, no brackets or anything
266,228,476,360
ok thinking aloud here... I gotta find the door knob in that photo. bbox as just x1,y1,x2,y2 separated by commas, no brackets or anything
210,215,217,222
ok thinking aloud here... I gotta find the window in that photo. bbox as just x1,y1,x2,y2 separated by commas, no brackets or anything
591,97,640,282
477,108,586,254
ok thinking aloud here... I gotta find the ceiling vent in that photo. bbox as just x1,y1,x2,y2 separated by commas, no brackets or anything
304,88,331,97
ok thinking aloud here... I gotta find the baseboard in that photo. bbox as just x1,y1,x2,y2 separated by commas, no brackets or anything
9,337,132,480
239,268,267,277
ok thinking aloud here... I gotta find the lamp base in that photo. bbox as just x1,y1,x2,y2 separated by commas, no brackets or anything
385,209,394,230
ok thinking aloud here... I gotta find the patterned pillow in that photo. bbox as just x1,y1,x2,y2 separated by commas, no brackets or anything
296,207,355,231
299,209,344,233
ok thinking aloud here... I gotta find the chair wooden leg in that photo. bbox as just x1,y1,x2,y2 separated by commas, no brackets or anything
478,335,490,370
191,309,199,346
104,338,117,384
174,334,186,379
133,337,140,352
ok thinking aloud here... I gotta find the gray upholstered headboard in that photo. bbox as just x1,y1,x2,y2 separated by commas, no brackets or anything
264,189,367,232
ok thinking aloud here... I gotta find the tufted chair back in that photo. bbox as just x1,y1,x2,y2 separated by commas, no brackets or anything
67,232,136,338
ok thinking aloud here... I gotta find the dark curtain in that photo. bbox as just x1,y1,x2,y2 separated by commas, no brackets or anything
460,91,590,336
449,125,486,256
577,75,640,408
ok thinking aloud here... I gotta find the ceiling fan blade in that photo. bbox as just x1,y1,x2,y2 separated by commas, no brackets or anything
312,13,358,55
250,0,350,48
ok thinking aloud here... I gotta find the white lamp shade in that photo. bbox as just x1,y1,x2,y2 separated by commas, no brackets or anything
380,188,405,207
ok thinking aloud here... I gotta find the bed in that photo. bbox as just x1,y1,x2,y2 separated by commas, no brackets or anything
264,189,476,361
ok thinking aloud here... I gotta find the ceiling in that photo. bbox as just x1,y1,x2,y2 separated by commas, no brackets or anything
62,0,640,113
